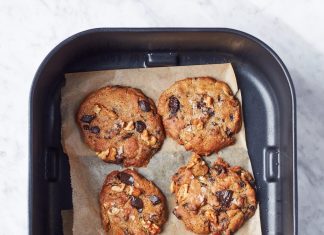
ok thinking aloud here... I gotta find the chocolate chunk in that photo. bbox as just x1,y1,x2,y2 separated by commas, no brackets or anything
229,114,234,121
216,190,233,208
168,96,180,115
239,181,246,188
115,155,124,164
207,108,215,116
197,100,204,109
138,100,151,112
81,114,96,123
117,172,134,185
149,195,161,205
214,164,226,175
83,125,89,130
135,121,146,133
130,196,143,211
225,127,233,137
90,126,100,134
122,133,133,140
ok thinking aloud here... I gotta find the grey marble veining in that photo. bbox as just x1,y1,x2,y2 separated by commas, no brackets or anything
0,0,323,234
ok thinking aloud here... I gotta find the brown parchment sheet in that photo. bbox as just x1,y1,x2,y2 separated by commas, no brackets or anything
61,64,262,235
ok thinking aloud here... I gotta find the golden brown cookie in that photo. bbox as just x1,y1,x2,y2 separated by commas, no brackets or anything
158,77,241,155
77,86,165,167
171,154,257,234
100,169,167,235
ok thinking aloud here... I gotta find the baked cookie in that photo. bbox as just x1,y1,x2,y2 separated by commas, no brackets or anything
100,169,167,235
158,77,241,155
171,154,257,234
77,86,165,167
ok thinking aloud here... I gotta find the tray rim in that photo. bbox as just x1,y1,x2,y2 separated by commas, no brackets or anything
29,28,297,235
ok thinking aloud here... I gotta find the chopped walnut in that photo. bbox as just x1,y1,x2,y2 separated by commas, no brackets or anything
96,149,110,160
124,121,134,131
204,96,213,107
106,110,118,119
141,130,157,146
93,104,101,114
111,183,126,192
140,219,161,235
177,184,189,203
108,207,120,215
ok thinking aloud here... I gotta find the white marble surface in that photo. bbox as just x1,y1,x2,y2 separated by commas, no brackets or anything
0,0,323,234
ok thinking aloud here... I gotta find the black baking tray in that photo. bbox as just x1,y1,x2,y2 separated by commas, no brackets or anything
29,28,297,235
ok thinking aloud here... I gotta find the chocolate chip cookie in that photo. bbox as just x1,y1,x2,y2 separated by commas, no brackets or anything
171,154,257,234
100,169,167,235
77,86,165,167
158,77,241,155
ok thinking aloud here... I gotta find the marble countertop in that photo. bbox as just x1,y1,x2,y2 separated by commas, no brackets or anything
1,0,323,234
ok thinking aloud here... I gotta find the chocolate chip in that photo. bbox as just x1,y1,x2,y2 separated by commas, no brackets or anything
130,196,143,211
122,133,133,140
90,126,100,134
197,100,204,109
117,172,134,185
216,190,233,208
217,95,222,102
229,114,234,121
207,108,215,116
81,114,96,123
135,121,146,133
239,181,246,187
115,155,124,164
138,100,151,112
225,127,233,137
83,125,89,130
214,164,226,175
211,121,217,126
149,195,161,205
168,96,180,115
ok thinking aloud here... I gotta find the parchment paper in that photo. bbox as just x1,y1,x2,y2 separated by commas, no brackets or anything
61,64,262,235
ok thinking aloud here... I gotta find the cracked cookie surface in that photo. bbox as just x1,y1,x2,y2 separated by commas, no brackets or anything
171,154,257,235
77,86,165,167
158,77,241,155
100,169,167,235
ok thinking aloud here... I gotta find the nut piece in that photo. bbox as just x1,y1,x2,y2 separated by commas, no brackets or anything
141,129,149,142
108,147,117,160
177,184,189,203
204,96,213,107
170,181,175,193
124,121,134,131
108,207,120,215
191,119,204,130
106,110,118,119
140,219,161,235
141,130,157,146
96,149,110,160
111,183,126,192
148,136,157,146
129,215,135,221
93,104,101,114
